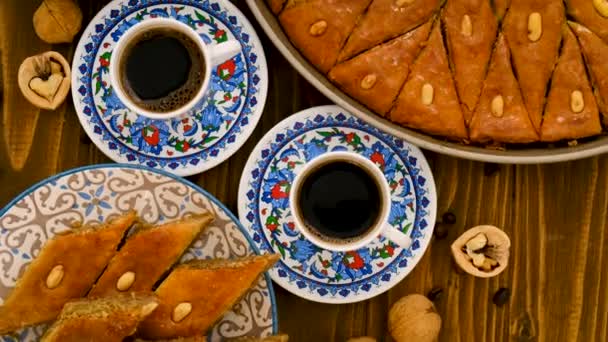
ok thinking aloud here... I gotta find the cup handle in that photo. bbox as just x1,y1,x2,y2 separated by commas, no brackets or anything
207,40,241,66
381,224,413,249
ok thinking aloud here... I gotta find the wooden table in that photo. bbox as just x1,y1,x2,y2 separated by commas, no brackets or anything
1,1,608,341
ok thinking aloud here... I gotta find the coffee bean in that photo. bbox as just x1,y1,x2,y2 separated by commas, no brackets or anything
493,287,511,306
434,224,448,240
484,163,500,176
442,212,456,225
426,287,443,302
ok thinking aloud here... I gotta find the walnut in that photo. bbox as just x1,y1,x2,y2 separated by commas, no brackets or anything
389,294,441,342
18,51,71,110
33,0,83,44
451,225,511,278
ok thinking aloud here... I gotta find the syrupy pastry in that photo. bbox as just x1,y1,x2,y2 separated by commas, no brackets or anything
138,335,289,342
569,21,608,125
135,337,207,342
266,0,287,14
40,293,159,342
88,213,215,298
0,211,137,334
228,335,290,342
338,0,440,62
565,0,608,43
502,0,564,133
328,21,432,115
469,34,539,143
492,0,511,21
540,27,601,142
443,0,498,123
137,254,280,340
389,22,467,140
279,0,371,73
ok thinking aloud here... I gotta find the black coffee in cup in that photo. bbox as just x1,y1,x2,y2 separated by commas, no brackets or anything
297,161,382,242
119,28,204,113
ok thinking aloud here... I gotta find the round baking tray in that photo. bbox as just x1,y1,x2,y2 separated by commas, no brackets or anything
246,0,608,163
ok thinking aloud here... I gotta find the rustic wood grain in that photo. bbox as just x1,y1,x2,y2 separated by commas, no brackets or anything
1,1,608,341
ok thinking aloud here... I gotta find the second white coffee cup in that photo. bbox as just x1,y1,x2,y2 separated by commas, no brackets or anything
289,151,413,252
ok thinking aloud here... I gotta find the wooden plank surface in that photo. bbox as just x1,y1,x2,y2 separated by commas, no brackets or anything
1,1,607,341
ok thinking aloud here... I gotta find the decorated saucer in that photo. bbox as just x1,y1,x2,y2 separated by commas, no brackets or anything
0,164,277,341
238,105,437,304
72,0,267,176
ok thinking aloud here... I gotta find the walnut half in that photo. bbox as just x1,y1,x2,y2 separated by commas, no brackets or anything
18,51,71,110
451,225,510,278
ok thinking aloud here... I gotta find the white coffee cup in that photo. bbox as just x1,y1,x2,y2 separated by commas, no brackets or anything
289,151,413,252
110,18,241,120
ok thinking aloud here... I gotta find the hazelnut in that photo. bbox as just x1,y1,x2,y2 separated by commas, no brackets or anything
451,225,511,278
18,51,71,110
389,294,441,342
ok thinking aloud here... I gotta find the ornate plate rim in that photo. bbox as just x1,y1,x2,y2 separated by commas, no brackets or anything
71,0,269,176
0,163,278,337
237,105,438,304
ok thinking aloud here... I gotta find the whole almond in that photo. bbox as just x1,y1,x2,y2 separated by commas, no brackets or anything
46,265,64,289
141,302,159,316
421,83,434,105
360,74,377,90
461,14,472,37
116,271,136,291
491,95,504,117
172,302,193,323
527,12,542,42
570,90,584,113
395,0,415,6
309,20,328,36
593,0,608,18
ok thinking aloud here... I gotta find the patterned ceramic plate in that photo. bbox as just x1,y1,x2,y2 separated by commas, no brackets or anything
72,0,267,176
238,105,437,304
0,164,277,341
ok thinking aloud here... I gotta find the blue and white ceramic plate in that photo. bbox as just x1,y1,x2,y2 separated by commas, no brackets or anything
0,164,277,341
72,0,267,176
238,105,437,304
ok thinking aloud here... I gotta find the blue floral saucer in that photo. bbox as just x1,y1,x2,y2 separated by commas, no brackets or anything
238,105,437,303
72,0,267,176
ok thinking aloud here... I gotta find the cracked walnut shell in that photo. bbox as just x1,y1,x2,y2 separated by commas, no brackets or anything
33,0,83,44
451,225,511,278
18,51,71,110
